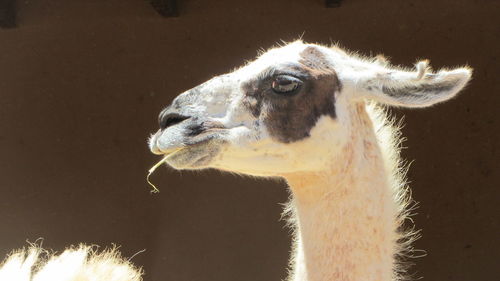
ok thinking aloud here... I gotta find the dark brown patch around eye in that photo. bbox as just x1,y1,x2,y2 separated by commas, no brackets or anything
267,47,342,143
241,46,342,144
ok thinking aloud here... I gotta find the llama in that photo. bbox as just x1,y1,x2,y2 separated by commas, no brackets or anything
0,244,142,281
149,41,471,281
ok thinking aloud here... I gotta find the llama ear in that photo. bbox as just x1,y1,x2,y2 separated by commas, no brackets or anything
358,61,472,108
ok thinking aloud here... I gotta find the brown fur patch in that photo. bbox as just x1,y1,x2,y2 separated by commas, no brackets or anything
241,46,342,143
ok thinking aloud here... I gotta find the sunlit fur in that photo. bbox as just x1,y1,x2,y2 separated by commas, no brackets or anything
0,245,142,281
0,41,471,281
280,103,408,281
148,40,471,281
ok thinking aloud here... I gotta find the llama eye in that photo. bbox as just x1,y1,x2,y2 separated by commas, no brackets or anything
271,75,302,94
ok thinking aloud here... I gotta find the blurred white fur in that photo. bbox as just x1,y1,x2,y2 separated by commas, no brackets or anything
0,245,142,281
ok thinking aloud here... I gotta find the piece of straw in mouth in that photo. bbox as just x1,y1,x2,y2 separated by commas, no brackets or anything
147,157,168,193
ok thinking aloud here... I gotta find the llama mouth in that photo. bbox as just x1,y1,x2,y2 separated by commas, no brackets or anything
150,125,229,157
184,122,228,137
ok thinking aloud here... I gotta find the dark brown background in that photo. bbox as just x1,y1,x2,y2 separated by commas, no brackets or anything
0,0,498,280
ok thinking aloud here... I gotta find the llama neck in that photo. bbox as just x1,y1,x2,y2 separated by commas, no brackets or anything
284,107,399,281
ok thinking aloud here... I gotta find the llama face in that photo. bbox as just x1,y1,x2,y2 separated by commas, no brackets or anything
149,42,346,175
149,41,471,176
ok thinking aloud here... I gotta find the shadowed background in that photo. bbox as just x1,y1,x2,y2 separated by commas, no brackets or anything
0,0,498,280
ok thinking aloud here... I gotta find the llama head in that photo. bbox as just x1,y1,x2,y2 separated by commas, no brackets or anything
149,41,471,176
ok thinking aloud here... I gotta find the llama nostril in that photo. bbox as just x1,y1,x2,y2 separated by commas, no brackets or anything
159,113,191,130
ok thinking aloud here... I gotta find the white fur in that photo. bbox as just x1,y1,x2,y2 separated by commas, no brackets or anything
1,41,471,281
149,41,471,281
0,245,142,281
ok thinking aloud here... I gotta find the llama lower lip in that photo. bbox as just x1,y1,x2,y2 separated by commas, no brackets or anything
156,134,219,158
162,138,226,169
